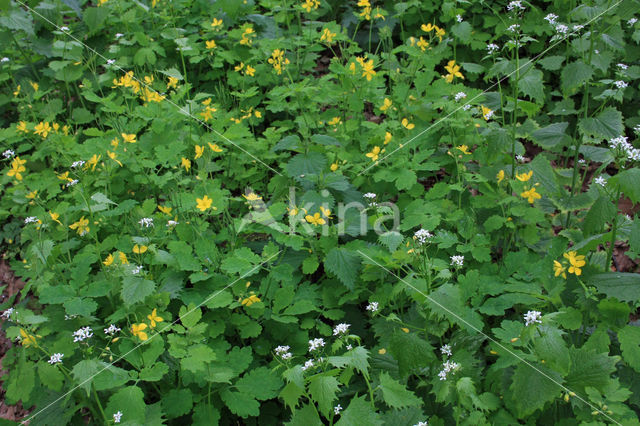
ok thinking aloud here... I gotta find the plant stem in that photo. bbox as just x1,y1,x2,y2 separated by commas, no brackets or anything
606,190,620,270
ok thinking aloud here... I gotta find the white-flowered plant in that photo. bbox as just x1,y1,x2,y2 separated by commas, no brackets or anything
414,228,433,245
139,217,154,228
366,302,379,312
450,255,464,267
113,411,123,423
454,92,466,102
440,344,452,357
104,324,121,335
308,338,325,352
332,323,350,336
594,176,607,187
275,345,292,360
73,326,93,342
48,353,64,365
524,310,542,326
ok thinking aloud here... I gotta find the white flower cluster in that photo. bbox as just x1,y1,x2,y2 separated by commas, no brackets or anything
516,155,526,163
333,323,350,336
628,17,638,26
113,411,123,423
366,302,379,312
363,192,377,206
308,338,325,352
524,310,542,326
115,33,124,39
2,149,15,158
440,344,452,357
48,353,64,365
555,24,569,34
454,92,466,102
1,308,14,319
450,255,464,267
275,345,292,360
609,136,640,162
0,57,9,63
104,324,121,335
132,265,144,275
438,360,460,380
66,179,79,187
139,217,154,228
482,108,494,120
614,80,628,89
73,326,93,342
486,43,499,54
635,125,640,135
301,359,314,371
617,63,628,70
334,404,343,415
507,1,525,11
507,24,520,33
167,220,179,227
414,422,429,426
544,13,558,25
24,216,39,224
71,160,85,168
414,228,433,245
594,176,607,187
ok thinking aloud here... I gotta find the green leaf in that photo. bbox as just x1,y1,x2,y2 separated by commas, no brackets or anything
235,367,283,400
302,255,319,274
578,107,624,139
220,390,259,418
518,68,545,104
428,283,484,333
561,61,593,93
63,297,98,317
121,276,156,307
311,134,341,147
587,273,640,302
395,169,417,191
168,241,201,271
139,363,169,382
82,6,107,34
530,122,570,149
280,381,305,411
181,344,216,373
533,326,570,375
220,247,261,275
509,363,563,417
378,231,404,252
609,168,640,204
539,55,564,71
38,361,64,391
336,395,383,426
286,152,327,178
273,135,301,152
286,404,322,426
529,155,559,195
618,326,640,373
452,22,473,43
566,348,618,395
162,388,193,419
308,375,340,416
389,331,434,377
324,248,361,290
583,195,616,235
179,304,202,328
377,372,421,409
105,386,146,424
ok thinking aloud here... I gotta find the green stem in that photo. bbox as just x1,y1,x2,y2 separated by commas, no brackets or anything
606,190,620,270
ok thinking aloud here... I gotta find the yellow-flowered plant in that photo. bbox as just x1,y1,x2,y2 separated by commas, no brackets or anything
268,49,290,75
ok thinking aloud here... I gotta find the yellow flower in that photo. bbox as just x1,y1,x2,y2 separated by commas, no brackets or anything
366,146,381,162
181,157,191,171
241,294,261,306
481,106,494,121
320,28,336,43
147,308,164,328
515,170,533,182
378,348,386,355
456,145,471,155
245,65,255,77
563,251,586,276
195,145,205,159
144,75,154,85
57,171,72,182
121,133,136,143
553,260,567,279
7,157,26,181
401,327,410,333
196,195,214,211
102,253,115,267
167,77,179,89
444,60,464,83
29,81,39,92
520,187,541,204
305,212,326,226
384,131,392,144
421,23,435,32
52,123,60,133
69,216,90,236
435,26,446,41
111,137,119,148
85,154,101,171
417,37,429,51
208,143,223,152
320,206,333,219
119,252,129,264
268,49,290,75
330,162,338,171
49,211,62,225
211,18,223,30
497,169,505,183
13,85,21,96
254,110,262,118
34,121,52,138
243,193,262,202
328,117,341,126
206,40,217,50
16,121,28,133
380,98,392,112
373,6,385,20
402,118,415,130
107,151,122,167
26,190,37,199
20,329,38,347
357,0,371,19
301,0,319,13
133,244,148,254
158,205,172,215
361,59,376,81
131,323,148,341
239,25,255,45
63,125,70,135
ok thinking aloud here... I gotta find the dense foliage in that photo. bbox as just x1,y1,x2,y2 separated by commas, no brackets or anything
1,0,640,424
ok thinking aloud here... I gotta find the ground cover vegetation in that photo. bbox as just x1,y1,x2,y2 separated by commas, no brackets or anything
1,0,640,424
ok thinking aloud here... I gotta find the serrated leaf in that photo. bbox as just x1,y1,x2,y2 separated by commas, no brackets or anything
566,348,618,395
121,276,156,307
428,283,484,333
336,395,383,426
280,382,304,411
530,122,570,149
377,372,421,409
105,386,146,424
609,168,640,204
236,367,283,400
561,61,593,92
378,231,404,252
308,375,340,416
584,195,616,235
285,152,327,177
518,68,545,104
302,255,319,274
221,390,259,418
324,248,360,290
389,331,434,377
395,169,417,191
509,363,563,417
578,107,624,139
162,388,193,419
618,326,640,372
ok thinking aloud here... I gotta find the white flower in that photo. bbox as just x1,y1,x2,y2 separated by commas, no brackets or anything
516,155,526,162
66,179,79,187
115,33,124,39
438,370,448,380
486,43,499,54
104,324,121,335
139,217,154,228
301,359,314,371
572,24,584,32
167,220,179,227
414,228,433,245
71,160,85,168
308,338,325,352
48,353,64,365
462,104,472,111
507,1,525,11
414,422,429,426
628,18,638,26
333,323,350,336
366,302,379,312
450,255,464,267
544,13,558,25
107,59,116,65
73,326,93,342
456,14,463,22
60,26,69,31
483,109,494,120
1,57,9,63
617,63,628,70
113,411,123,423
507,24,520,33
614,80,628,89
1,308,15,319
64,314,78,320
2,149,15,158
334,404,343,415
578,159,586,164
438,360,460,380
363,192,376,199
275,345,292,360
524,310,542,326
555,24,569,34
594,49,599,54
24,216,39,224
454,92,466,102
132,265,144,275
594,176,607,187
346,344,353,350
609,135,630,150
440,344,452,357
